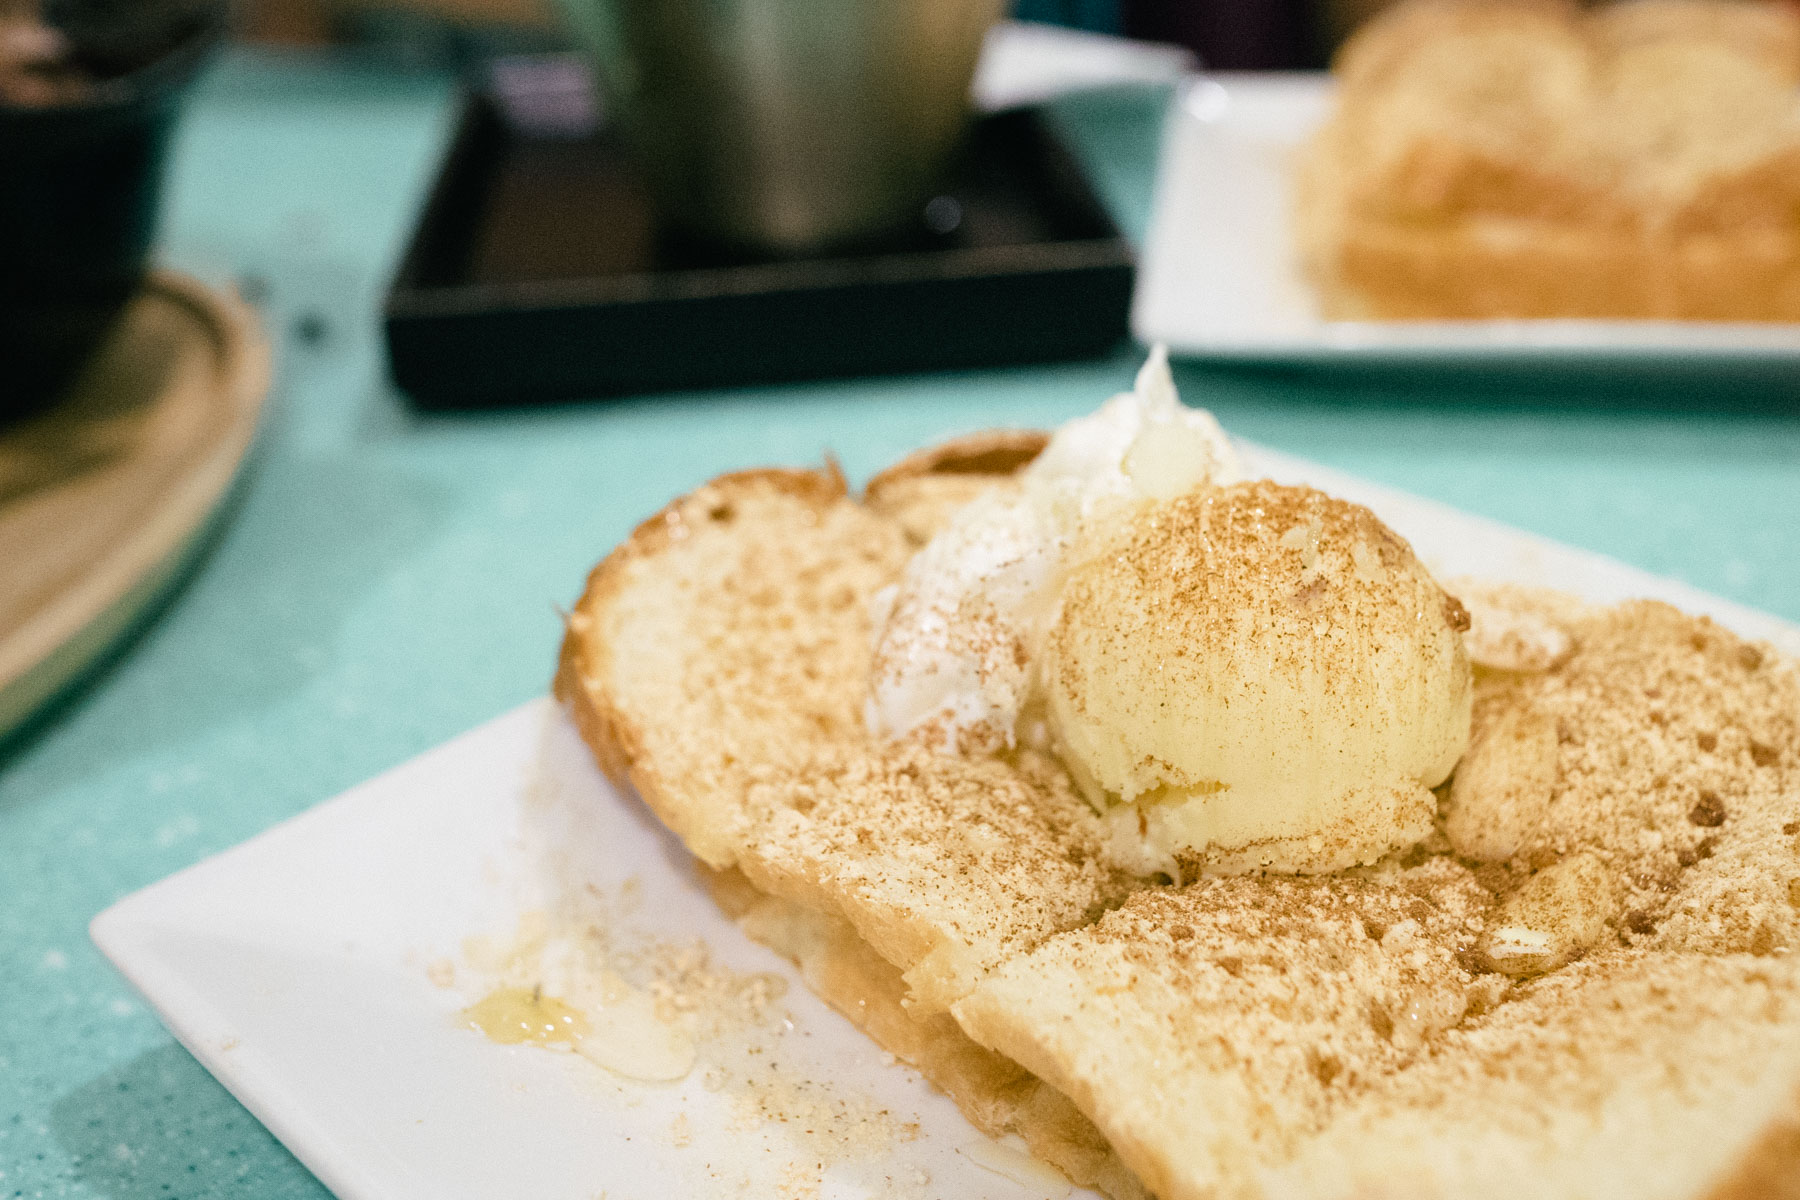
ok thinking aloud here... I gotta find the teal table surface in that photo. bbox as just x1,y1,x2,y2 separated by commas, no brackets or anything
3,47,1799,1200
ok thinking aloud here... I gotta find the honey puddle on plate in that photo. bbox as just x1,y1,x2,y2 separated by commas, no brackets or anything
463,985,586,1046
443,893,925,1197
462,978,698,1081
455,911,701,1082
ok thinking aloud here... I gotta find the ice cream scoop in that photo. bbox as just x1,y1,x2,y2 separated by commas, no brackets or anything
1041,479,1472,877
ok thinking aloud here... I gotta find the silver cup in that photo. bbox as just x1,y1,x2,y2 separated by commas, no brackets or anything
556,0,1005,253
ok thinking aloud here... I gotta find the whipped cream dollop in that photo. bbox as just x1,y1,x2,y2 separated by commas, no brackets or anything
866,347,1241,755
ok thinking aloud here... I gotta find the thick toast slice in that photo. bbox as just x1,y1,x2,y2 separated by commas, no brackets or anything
554,437,1160,1197
558,434,1800,1200
961,921,1800,1200
555,438,1136,1015
705,864,1152,1200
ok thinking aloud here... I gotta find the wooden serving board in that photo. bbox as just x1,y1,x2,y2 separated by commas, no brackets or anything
0,270,271,740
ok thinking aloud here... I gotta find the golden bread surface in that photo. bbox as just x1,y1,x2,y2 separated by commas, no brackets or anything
558,432,1800,1200
1298,0,1800,319
952,861,1494,1200
1263,951,1800,1200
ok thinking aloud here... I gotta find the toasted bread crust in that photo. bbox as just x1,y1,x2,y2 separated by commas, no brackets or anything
862,429,1048,503
1302,0,1800,321
553,464,851,856
862,430,1048,547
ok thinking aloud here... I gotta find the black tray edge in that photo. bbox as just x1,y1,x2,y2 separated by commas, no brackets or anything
385,92,1137,407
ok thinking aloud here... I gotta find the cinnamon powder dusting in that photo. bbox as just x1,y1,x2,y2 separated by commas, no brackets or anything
1455,599,1800,959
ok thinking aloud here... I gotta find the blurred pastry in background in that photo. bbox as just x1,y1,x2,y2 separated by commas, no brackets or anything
1296,0,1800,321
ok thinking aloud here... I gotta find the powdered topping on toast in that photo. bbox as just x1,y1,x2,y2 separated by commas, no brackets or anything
556,469,915,866
731,742,1139,1013
1449,598,1800,966
1261,951,1800,1200
952,861,1496,1200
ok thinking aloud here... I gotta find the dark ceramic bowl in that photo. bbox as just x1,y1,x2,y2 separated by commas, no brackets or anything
1,2,223,414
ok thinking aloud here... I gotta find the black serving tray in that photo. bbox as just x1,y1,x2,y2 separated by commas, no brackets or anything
385,77,1135,407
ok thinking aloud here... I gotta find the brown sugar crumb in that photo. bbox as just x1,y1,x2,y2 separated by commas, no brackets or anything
635,938,788,1040
1450,579,1584,674
1689,791,1727,827
1676,837,1717,868
1443,593,1472,633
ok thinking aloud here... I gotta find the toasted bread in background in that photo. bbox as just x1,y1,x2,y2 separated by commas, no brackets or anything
558,435,1800,1200
1298,0,1800,320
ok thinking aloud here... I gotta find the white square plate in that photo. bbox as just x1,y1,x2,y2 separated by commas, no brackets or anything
92,446,1800,1200
1131,75,1800,364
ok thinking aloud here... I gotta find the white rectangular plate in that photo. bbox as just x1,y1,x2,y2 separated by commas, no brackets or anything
1131,75,1800,364
93,446,1800,1200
